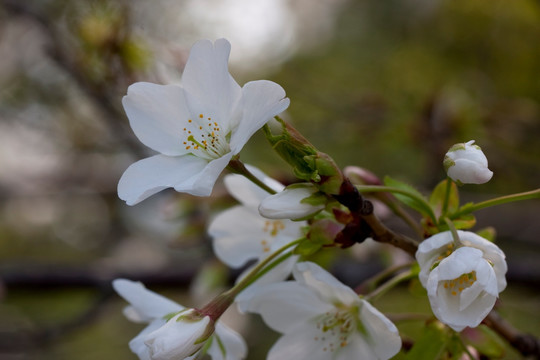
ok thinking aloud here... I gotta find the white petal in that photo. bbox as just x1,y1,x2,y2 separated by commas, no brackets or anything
266,321,331,360
229,80,290,153
122,82,190,156
335,332,378,360
259,185,325,220
118,154,208,205
112,279,183,321
174,152,234,196
129,319,167,360
235,255,298,313
223,165,284,209
208,322,248,360
427,259,497,331
209,206,272,267
293,262,359,306
243,281,331,333
359,300,401,359
455,231,507,292
415,231,453,286
182,39,242,133
448,159,493,184
435,247,483,281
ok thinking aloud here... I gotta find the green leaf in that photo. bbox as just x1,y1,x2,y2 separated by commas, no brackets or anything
476,227,496,242
404,321,449,360
429,179,459,218
452,214,476,230
462,325,506,359
383,176,434,219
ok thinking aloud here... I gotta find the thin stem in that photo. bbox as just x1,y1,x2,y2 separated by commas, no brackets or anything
356,185,437,224
443,217,460,246
227,157,277,195
450,188,540,219
364,269,415,302
355,262,414,294
239,252,293,290
226,239,303,297
441,178,453,218
375,194,424,238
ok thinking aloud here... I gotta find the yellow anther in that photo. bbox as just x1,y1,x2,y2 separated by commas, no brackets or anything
199,114,203,118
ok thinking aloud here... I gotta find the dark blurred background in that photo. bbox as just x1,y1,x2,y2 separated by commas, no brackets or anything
0,0,539,359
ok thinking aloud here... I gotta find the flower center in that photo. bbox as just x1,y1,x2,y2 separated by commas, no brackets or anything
260,220,285,253
443,271,477,296
313,309,356,353
181,113,229,160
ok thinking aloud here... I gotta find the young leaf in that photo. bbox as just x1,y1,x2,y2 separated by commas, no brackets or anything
404,321,449,360
462,325,506,359
383,176,435,221
429,179,459,218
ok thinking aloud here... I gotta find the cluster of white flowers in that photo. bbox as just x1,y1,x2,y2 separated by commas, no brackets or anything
113,38,510,360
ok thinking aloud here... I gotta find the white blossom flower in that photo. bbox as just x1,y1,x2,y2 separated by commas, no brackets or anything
444,140,493,185
416,230,507,332
244,262,402,360
258,183,326,220
208,166,303,310
113,279,247,360
118,39,290,205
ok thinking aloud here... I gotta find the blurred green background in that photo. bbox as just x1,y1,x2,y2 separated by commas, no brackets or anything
0,0,539,359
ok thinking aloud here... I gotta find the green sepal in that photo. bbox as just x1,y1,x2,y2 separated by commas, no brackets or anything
430,179,459,218
404,321,450,360
383,176,433,218
299,190,328,206
443,156,456,172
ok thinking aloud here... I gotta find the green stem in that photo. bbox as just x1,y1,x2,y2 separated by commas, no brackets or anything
356,185,437,224
450,188,540,219
441,178,453,218
227,157,277,194
239,252,294,291
227,238,303,297
444,217,460,246
375,194,424,238
364,269,415,302
355,262,414,294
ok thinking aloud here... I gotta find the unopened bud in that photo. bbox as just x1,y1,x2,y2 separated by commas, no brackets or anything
444,140,493,185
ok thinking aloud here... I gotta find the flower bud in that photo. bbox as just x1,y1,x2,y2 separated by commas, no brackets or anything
263,118,343,194
258,183,326,220
144,309,215,360
343,166,382,185
444,140,493,185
